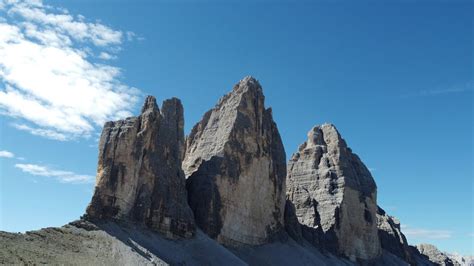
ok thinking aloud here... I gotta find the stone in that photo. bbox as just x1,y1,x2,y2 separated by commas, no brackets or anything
286,124,381,261
376,206,413,263
416,244,458,266
183,76,287,246
85,96,195,238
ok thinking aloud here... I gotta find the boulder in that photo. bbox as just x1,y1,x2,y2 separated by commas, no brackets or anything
286,124,381,261
183,76,286,246
85,96,195,238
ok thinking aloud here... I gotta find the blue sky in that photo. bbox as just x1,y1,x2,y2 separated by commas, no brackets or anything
0,0,472,256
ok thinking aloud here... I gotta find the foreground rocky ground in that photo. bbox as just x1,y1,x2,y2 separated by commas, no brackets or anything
1,219,417,265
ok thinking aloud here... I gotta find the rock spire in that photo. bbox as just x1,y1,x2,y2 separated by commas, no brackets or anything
183,76,287,246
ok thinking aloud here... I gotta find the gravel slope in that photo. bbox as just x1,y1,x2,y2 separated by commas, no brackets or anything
0,219,413,265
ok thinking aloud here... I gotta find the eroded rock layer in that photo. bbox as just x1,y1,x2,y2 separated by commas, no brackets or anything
183,76,286,246
85,96,195,238
286,124,381,261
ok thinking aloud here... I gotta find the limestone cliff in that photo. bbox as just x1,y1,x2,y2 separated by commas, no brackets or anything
286,124,381,261
85,96,195,238
183,76,287,246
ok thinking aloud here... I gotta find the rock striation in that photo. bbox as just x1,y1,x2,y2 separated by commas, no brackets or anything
85,96,195,239
183,76,287,246
286,124,381,261
376,206,413,263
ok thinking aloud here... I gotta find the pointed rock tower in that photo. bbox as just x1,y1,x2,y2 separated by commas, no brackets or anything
183,76,286,246
85,96,195,239
286,124,381,261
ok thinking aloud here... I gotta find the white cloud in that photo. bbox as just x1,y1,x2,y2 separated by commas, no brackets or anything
7,1,122,46
15,163,94,184
403,226,452,239
0,150,14,158
12,123,69,141
98,52,116,60
0,0,140,140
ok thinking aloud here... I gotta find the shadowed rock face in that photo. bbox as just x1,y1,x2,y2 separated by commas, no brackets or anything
85,96,195,239
286,124,381,261
183,76,287,246
376,206,414,264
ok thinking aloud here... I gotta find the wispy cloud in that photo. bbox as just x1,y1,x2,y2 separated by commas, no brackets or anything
0,150,14,158
402,225,452,239
403,81,473,98
15,163,94,184
0,0,140,141
12,123,68,141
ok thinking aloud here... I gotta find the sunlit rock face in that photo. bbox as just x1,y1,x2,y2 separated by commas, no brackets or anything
286,124,381,261
183,76,286,246
85,96,195,239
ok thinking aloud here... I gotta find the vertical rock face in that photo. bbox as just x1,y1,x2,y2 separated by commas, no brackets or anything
376,206,413,263
85,96,195,239
183,76,286,246
284,200,304,242
286,124,381,261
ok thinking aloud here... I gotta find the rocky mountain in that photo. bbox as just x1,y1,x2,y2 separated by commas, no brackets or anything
447,253,474,266
85,96,195,239
416,244,459,266
183,76,286,246
0,76,460,265
286,124,380,261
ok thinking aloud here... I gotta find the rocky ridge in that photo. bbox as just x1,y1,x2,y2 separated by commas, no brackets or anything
447,253,474,266
416,244,459,266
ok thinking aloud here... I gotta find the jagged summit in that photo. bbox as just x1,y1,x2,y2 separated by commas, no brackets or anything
140,95,159,113
233,75,261,91
304,123,340,148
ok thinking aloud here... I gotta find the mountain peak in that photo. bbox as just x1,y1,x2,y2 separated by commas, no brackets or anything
233,75,262,93
141,95,159,113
